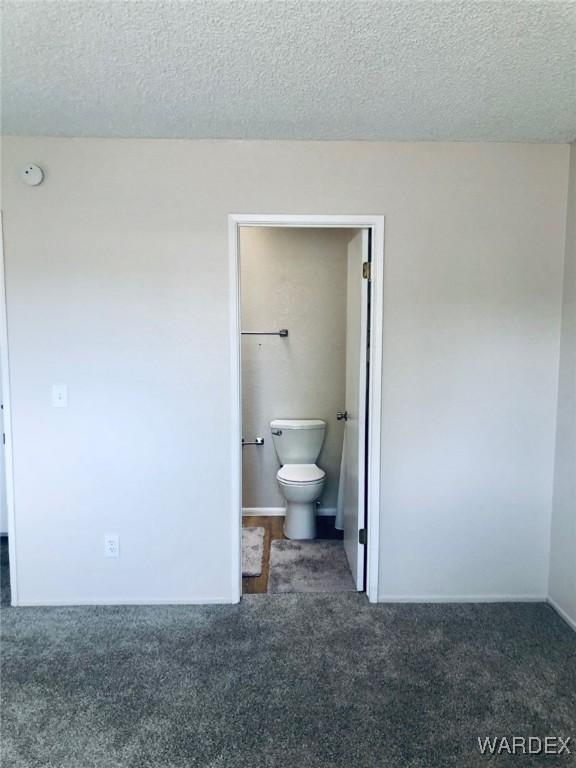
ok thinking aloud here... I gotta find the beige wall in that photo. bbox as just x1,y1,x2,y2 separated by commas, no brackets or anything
549,143,576,626
0,137,568,604
240,227,350,511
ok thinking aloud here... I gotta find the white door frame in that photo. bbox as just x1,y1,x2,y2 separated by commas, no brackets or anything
0,212,18,605
228,214,384,603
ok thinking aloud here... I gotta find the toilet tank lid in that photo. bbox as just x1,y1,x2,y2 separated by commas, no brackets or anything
270,419,325,430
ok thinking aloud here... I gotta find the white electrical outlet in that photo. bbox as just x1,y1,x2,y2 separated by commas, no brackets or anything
104,534,119,558
52,384,68,408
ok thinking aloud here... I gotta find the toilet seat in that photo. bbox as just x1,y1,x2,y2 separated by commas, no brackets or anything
277,463,325,485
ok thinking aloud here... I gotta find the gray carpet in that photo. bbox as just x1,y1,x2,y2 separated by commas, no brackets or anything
242,526,265,577
1,545,576,767
268,539,356,594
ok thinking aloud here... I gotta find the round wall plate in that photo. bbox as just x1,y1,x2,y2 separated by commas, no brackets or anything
21,164,44,186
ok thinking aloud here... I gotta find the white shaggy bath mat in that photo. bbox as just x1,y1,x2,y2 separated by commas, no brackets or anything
242,526,265,577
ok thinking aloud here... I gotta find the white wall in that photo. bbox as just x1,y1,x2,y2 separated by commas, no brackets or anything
1,137,568,604
240,227,349,511
549,143,576,626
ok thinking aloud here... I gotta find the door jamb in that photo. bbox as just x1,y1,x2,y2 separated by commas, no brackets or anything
0,212,18,605
228,214,384,603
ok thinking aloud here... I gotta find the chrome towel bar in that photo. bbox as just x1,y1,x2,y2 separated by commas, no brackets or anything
241,329,288,337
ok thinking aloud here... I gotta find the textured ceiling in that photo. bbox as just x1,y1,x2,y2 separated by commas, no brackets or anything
2,0,576,142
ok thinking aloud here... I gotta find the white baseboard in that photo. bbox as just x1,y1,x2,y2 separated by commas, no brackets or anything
242,506,337,517
242,507,284,516
377,594,547,604
548,596,576,632
14,595,237,607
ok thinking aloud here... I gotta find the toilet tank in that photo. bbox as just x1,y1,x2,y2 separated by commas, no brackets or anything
270,419,326,465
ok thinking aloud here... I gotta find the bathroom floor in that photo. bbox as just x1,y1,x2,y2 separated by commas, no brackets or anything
242,515,343,595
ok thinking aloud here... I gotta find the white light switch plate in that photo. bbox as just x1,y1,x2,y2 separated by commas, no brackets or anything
104,534,120,558
52,384,68,408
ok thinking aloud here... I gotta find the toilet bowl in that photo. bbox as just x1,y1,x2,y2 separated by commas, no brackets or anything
270,419,326,540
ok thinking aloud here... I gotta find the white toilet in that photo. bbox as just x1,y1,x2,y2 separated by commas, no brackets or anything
270,419,326,540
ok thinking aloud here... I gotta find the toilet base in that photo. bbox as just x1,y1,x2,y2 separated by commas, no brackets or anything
283,501,317,540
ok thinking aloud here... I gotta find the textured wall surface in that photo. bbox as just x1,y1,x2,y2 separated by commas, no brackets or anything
549,143,576,627
0,137,568,605
2,1,576,142
240,227,349,511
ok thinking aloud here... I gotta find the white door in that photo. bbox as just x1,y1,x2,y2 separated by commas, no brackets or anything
0,357,6,535
342,229,369,589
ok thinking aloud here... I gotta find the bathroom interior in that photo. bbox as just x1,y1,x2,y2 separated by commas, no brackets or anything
240,226,366,595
